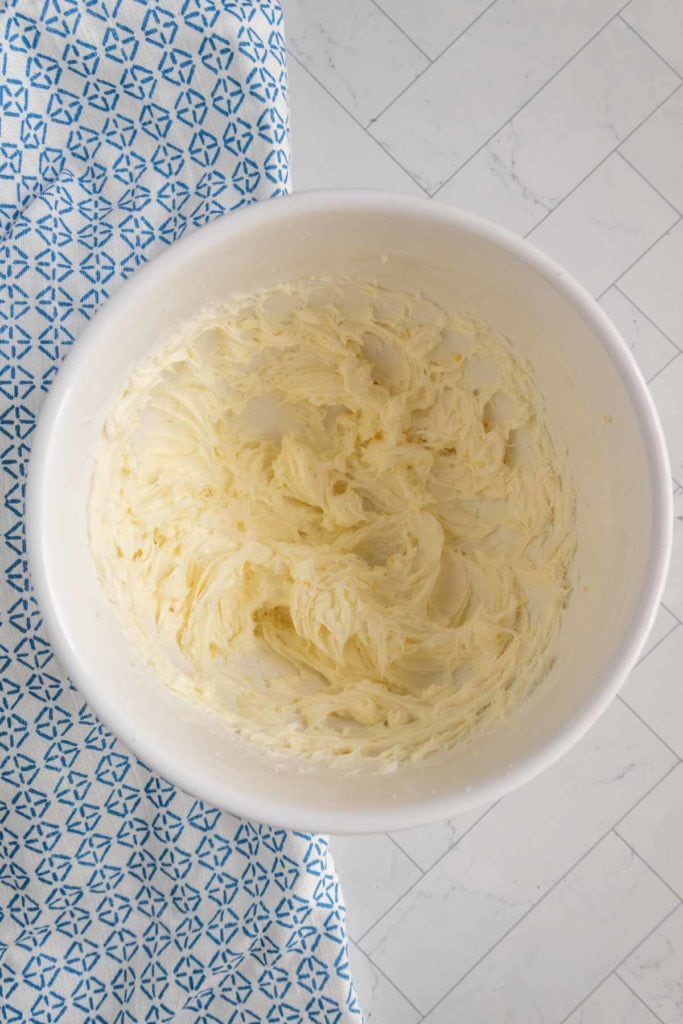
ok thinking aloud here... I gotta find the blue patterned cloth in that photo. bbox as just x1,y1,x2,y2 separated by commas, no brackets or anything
0,3,362,1021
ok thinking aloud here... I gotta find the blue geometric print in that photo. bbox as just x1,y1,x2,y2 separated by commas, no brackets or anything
0,1,362,1020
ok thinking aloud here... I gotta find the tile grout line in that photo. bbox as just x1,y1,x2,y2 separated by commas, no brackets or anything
350,939,424,1016
364,56,433,131
429,0,501,64
661,601,683,627
647,349,682,386
366,0,502,127
289,6,682,254
429,0,635,200
617,694,682,764
285,50,430,195
617,149,683,217
376,759,683,1019
386,833,425,875
397,799,502,872
617,833,683,904
355,799,502,944
634,618,681,669
526,80,682,242
362,662,683,955
286,14,683,1015
614,282,683,355
558,900,680,1024
618,615,683,764
598,214,683,300
369,0,431,62
390,804,498,871
647,349,682,383
618,12,683,83
617,973,671,1024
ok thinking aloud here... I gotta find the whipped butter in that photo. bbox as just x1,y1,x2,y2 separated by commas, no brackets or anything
89,283,575,768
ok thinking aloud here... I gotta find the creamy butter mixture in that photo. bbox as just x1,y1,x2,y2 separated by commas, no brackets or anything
89,283,575,768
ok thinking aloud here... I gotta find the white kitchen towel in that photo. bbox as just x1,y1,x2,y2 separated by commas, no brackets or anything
0,2,363,1021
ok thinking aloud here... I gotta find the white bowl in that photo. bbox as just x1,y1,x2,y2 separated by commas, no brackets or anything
27,191,672,834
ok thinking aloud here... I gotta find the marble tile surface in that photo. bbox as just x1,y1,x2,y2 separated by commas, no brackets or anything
650,356,683,482
622,0,683,77
663,491,683,620
621,625,683,759
620,220,683,348
565,975,662,1024
424,835,677,1024
621,85,683,214
390,804,494,873
636,602,679,661
287,56,424,194
368,0,627,192
347,942,421,1024
527,154,678,296
359,702,675,1012
375,0,495,60
598,288,679,383
618,763,683,898
619,905,683,1024
285,0,427,126
285,3,683,1019
437,19,678,235
331,832,422,940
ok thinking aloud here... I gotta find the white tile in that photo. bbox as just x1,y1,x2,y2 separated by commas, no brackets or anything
599,288,678,383
622,0,683,76
425,835,677,1024
621,87,683,214
369,0,627,192
376,0,494,60
620,220,683,348
390,804,493,872
348,942,421,1024
437,137,548,235
621,625,683,758
528,155,678,296
285,0,427,127
566,975,661,1024
287,58,424,195
331,833,422,940
359,700,675,1012
650,357,683,487
437,19,678,235
618,764,683,898
638,603,679,661
619,905,683,1024
664,492,683,622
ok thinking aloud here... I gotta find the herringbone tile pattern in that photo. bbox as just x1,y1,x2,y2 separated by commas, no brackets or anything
286,2,683,1019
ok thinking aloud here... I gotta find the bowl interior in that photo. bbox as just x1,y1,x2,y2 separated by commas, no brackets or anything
29,193,670,832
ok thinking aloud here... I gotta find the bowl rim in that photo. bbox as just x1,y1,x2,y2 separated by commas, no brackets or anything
27,189,673,834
